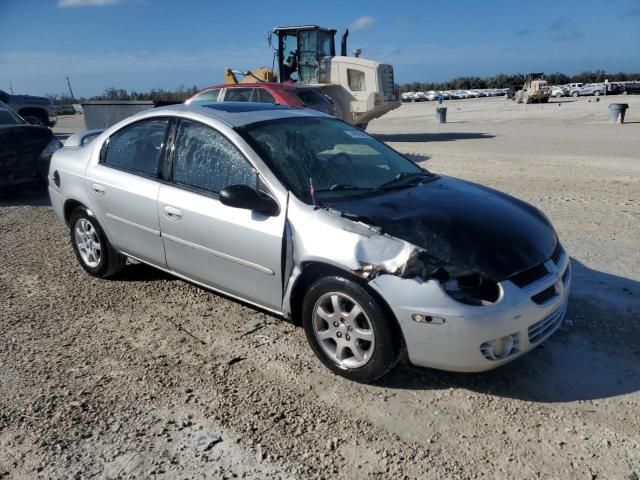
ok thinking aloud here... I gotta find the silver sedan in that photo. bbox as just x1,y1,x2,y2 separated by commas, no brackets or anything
48,103,570,382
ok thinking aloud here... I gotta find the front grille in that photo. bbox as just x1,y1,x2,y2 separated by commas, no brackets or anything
509,263,548,287
531,285,558,305
380,64,396,101
528,305,566,344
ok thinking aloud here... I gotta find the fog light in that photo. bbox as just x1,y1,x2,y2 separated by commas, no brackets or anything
480,333,520,361
493,335,514,359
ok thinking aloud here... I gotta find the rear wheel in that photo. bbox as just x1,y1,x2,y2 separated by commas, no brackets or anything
69,207,126,278
594,90,601,96
555,92,562,98
302,276,402,382
572,91,579,97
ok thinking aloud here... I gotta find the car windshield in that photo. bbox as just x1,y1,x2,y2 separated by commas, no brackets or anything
237,117,429,202
0,102,25,126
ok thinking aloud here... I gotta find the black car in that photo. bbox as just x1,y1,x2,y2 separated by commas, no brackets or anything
621,82,640,95
0,101,62,189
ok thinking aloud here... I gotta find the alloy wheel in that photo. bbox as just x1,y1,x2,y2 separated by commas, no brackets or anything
74,218,102,268
312,292,375,369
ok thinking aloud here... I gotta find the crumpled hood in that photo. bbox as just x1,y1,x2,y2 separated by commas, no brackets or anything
328,175,557,281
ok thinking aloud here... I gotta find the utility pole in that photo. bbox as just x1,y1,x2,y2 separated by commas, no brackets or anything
66,76,77,104
9,80,14,94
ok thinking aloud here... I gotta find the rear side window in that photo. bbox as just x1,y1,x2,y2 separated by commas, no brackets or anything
257,88,275,103
295,89,331,108
223,88,254,102
103,118,169,176
171,119,256,194
190,89,221,104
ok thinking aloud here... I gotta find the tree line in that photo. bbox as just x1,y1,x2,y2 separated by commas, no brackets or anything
44,69,640,104
46,85,200,105
398,70,640,92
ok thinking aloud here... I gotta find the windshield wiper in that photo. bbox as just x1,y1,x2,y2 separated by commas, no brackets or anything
316,184,375,193
378,171,433,190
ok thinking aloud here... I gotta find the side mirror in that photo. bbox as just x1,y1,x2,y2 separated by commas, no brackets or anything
219,184,279,216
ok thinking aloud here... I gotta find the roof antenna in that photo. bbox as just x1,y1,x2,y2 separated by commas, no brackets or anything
309,177,318,209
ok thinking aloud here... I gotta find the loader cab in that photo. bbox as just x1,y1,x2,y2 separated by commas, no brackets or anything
273,25,337,84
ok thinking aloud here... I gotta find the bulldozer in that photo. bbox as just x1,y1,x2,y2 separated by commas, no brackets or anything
513,73,551,104
224,25,400,128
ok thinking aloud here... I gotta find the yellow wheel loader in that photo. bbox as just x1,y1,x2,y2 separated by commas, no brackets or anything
514,73,551,104
224,25,400,129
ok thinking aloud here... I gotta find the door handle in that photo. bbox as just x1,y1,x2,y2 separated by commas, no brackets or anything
92,184,106,195
163,205,182,220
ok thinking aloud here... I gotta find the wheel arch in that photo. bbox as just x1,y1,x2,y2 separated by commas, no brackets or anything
63,199,91,227
287,260,406,349
18,107,48,122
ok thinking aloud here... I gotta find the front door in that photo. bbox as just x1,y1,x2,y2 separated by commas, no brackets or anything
158,118,284,311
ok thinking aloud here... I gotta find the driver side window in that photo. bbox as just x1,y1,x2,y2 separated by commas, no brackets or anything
171,119,257,194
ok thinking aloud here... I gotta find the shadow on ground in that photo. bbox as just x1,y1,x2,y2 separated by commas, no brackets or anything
381,258,640,403
0,185,51,207
373,132,495,143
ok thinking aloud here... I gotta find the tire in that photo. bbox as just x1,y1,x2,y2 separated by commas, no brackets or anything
302,276,402,383
69,207,126,278
572,91,579,97
594,90,600,96
555,92,562,98
622,91,628,96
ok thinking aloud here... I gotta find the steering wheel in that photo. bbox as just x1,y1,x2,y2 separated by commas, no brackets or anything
329,152,352,167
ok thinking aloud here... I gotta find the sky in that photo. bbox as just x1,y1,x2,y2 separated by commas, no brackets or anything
1,0,639,97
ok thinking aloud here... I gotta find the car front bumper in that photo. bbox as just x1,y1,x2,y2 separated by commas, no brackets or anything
370,252,571,373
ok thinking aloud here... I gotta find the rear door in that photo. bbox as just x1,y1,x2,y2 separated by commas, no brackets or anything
157,118,285,310
85,117,170,267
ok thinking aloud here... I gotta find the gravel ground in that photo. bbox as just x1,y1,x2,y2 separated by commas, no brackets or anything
2,96,639,479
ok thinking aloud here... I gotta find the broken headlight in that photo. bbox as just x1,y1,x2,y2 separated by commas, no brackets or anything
443,273,500,306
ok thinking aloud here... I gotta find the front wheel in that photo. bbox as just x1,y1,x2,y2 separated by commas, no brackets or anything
572,91,579,97
70,207,126,278
302,276,402,382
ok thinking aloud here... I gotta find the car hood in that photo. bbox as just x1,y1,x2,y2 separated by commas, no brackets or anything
326,175,557,281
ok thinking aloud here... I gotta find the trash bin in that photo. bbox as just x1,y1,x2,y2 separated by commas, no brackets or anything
82,101,155,129
436,107,447,124
609,103,629,124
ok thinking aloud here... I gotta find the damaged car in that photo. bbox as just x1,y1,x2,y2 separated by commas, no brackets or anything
48,103,571,382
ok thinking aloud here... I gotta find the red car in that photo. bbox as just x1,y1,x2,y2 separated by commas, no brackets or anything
185,83,336,116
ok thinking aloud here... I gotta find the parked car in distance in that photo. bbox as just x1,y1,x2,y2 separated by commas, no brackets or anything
569,83,605,97
0,89,57,127
0,101,62,189
48,102,571,382
185,83,336,117
551,86,569,98
621,81,640,95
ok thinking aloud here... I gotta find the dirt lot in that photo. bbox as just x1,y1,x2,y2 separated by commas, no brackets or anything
2,96,639,479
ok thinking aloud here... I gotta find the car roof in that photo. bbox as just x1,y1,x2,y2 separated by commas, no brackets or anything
199,83,309,91
151,102,329,128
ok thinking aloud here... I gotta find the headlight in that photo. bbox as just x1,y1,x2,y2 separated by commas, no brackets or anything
443,273,500,306
39,137,63,160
